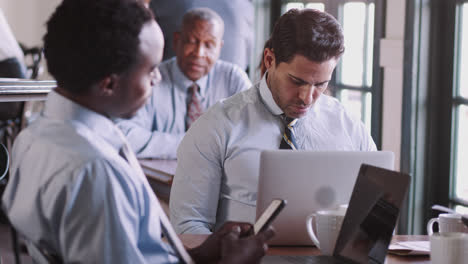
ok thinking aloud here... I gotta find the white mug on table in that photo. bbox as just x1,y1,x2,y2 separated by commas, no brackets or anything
427,213,468,235
430,232,468,264
306,205,347,255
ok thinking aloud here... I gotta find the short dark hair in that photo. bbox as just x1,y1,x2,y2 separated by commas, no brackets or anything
270,8,344,64
44,0,153,93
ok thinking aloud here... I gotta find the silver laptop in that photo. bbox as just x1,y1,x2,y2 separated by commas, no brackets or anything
261,164,410,264
256,150,394,246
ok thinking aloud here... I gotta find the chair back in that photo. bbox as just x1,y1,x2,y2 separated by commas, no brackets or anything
0,143,9,182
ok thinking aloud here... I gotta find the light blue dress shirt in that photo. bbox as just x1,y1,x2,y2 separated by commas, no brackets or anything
170,74,377,234
2,91,178,263
116,57,251,159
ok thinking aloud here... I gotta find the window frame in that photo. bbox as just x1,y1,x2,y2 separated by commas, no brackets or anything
402,0,468,234
450,0,468,207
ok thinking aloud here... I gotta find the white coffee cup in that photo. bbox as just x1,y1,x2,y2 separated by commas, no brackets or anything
427,213,468,235
306,209,345,255
430,232,468,264
337,204,348,214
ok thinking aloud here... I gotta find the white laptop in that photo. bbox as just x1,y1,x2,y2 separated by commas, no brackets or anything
256,150,394,246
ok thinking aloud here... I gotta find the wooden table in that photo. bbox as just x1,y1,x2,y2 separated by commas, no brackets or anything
179,234,431,263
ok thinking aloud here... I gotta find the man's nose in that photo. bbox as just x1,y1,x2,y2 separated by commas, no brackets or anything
193,43,206,57
298,86,314,105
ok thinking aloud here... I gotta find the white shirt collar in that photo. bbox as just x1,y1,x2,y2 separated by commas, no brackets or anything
259,72,283,116
44,90,126,151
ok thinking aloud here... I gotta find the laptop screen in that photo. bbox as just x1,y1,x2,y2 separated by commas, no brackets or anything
333,164,410,264
256,150,395,246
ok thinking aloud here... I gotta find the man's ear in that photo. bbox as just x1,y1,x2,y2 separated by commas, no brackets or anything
173,32,181,51
97,74,119,97
264,48,275,69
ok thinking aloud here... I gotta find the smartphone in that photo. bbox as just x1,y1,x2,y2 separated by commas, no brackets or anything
254,199,287,234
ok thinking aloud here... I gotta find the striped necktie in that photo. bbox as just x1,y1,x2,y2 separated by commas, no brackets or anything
186,83,204,130
279,116,298,150
116,130,194,264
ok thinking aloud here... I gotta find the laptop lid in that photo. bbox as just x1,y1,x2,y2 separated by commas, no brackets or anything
256,150,395,245
333,164,410,263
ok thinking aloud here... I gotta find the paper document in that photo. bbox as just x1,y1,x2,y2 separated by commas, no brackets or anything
388,241,430,256
139,159,177,184
139,159,177,175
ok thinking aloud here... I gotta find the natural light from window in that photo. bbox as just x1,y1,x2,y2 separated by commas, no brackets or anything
460,4,468,98
338,3,374,129
284,2,304,12
455,205,468,214
337,89,372,132
341,2,374,87
305,3,325,11
455,105,468,203
366,4,375,87
453,3,468,204
284,2,325,12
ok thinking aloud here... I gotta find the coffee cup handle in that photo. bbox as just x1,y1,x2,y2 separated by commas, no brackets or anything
306,213,320,248
427,218,439,235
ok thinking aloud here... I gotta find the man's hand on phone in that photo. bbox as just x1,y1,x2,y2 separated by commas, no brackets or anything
188,222,275,264
220,225,275,264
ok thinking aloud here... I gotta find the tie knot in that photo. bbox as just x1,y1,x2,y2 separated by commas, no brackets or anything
189,83,199,94
283,116,297,127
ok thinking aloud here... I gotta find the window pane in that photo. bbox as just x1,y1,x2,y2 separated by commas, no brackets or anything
366,4,375,87
364,92,372,131
284,2,304,13
337,89,372,132
341,2,366,86
305,3,325,12
459,4,468,98
455,205,468,214
454,105,468,203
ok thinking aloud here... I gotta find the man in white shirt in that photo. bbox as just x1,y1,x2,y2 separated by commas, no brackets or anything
116,7,251,159
1,0,273,263
170,8,377,234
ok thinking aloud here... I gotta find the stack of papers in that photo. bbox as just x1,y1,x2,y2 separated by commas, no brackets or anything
139,159,177,184
139,159,177,202
388,241,430,256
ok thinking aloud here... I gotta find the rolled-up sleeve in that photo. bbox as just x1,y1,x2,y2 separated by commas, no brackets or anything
116,105,184,159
